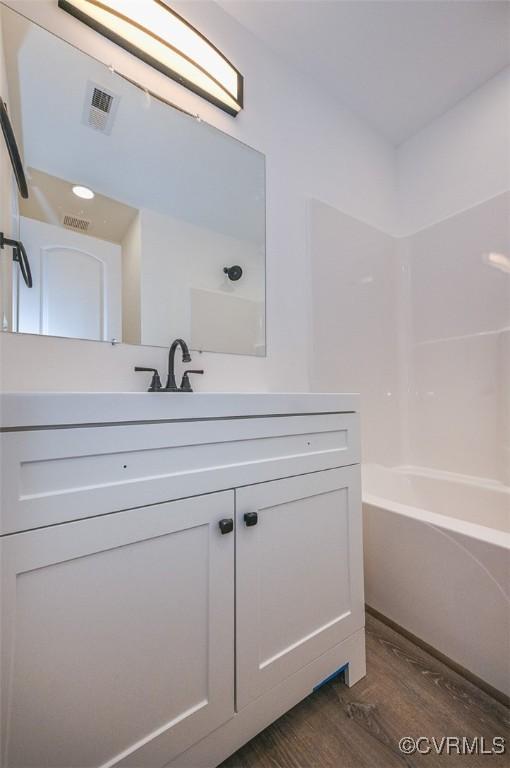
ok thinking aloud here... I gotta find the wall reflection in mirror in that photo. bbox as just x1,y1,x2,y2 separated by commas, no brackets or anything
1,6,266,356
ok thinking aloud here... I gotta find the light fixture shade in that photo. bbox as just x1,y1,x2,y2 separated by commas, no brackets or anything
58,0,244,116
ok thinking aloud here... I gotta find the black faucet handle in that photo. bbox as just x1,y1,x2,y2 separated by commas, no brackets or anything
179,369,204,393
134,366,162,392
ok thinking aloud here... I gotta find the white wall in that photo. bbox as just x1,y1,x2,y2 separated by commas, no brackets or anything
400,69,509,483
402,194,509,483
0,0,398,393
310,69,510,477
137,208,264,354
398,66,510,236
309,201,401,465
396,68,510,482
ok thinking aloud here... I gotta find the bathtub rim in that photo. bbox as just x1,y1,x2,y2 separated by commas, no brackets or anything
362,491,510,551
395,464,510,496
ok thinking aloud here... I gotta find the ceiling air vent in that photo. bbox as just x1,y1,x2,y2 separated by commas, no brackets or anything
91,87,113,113
82,81,119,135
62,214,91,233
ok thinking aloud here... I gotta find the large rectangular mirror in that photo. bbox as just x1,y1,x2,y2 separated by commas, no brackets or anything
0,5,266,356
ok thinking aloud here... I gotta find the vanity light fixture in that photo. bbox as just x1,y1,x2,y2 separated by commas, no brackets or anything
58,0,244,116
72,184,95,200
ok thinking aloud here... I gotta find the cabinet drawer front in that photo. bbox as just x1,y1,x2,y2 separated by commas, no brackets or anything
1,491,235,768
1,413,360,533
236,466,364,710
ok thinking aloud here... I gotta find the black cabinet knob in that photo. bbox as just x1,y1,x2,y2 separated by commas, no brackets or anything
219,518,234,535
244,511,258,527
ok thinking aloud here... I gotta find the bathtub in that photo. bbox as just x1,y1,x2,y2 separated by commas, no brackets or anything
362,464,510,698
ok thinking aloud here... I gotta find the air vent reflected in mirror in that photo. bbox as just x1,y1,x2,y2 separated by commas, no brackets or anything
91,87,113,113
62,214,90,232
82,81,119,135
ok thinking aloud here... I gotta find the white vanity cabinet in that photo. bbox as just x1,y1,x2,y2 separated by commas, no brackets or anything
236,466,363,710
0,393,365,768
1,492,236,768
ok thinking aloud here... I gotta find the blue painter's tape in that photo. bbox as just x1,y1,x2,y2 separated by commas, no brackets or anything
313,663,348,692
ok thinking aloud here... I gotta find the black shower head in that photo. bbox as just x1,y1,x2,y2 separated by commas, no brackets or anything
223,265,243,281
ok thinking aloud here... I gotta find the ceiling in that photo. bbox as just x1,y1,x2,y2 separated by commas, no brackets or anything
20,168,138,243
219,0,510,145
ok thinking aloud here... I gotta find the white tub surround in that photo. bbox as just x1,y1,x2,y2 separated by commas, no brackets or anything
363,464,510,699
0,393,365,768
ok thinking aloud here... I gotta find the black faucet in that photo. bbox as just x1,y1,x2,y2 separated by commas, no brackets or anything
165,338,191,391
135,339,203,392
164,338,203,392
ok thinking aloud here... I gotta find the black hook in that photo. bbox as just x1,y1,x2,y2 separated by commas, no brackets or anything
0,100,28,199
0,232,32,288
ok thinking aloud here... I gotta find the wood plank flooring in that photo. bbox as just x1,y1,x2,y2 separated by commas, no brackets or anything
221,613,509,767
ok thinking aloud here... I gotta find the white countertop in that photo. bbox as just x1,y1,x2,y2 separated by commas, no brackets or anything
0,392,359,429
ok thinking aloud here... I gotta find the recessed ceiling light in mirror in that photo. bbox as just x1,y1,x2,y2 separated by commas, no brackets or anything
72,185,95,200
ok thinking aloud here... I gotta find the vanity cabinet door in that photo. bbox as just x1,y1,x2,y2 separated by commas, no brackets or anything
236,466,364,710
1,491,235,768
